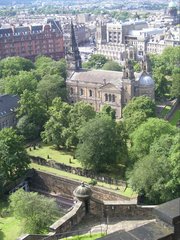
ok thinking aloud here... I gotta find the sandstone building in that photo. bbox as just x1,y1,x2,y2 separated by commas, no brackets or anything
66,23,155,118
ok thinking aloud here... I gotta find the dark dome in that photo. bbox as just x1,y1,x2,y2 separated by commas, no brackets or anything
139,75,154,86
73,182,92,201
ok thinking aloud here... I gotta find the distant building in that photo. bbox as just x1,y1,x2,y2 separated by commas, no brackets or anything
95,19,180,62
0,19,64,61
0,94,19,130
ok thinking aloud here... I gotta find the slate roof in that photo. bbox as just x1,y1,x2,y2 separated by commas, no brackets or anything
98,222,173,240
154,198,180,225
68,69,124,89
0,94,19,117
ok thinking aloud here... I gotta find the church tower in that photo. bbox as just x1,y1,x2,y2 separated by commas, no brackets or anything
65,21,82,72
141,54,151,73
123,59,135,80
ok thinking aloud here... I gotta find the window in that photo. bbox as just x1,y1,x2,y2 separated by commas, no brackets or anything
112,95,115,102
89,90,93,97
80,88,84,96
70,87,73,94
105,93,108,101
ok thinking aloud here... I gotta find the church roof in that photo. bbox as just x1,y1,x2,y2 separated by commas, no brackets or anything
68,69,124,88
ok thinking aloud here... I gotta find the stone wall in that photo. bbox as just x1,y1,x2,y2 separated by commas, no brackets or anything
90,197,155,219
50,201,85,234
30,170,130,201
30,156,126,189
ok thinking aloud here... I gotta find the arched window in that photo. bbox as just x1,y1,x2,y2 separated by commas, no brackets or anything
89,90,93,97
109,94,112,102
70,87,73,94
112,94,115,102
80,88,84,95
105,94,108,101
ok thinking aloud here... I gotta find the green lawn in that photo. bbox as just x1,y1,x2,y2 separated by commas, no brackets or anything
0,202,23,240
62,233,105,240
27,145,81,168
31,163,136,198
170,109,180,126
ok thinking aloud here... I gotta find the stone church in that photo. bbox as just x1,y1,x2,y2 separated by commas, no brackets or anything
66,23,155,118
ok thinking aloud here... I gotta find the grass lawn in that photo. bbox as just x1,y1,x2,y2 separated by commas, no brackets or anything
62,233,105,240
31,163,136,198
27,145,81,168
0,202,23,240
170,109,180,126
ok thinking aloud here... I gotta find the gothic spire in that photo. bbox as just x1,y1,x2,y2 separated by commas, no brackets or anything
66,20,82,71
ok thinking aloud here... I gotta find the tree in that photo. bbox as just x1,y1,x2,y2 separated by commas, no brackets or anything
123,96,156,119
152,67,169,98
9,189,59,233
130,118,176,158
170,68,180,98
3,71,38,95
41,98,71,149
102,61,122,71
99,104,116,120
0,56,34,78
35,57,67,80
65,101,96,148
76,115,127,172
128,133,180,203
85,54,108,69
37,74,66,109
0,128,30,187
123,96,155,135
17,90,47,139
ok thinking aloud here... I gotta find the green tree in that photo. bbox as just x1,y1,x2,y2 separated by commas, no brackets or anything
85,54,108,69
102,61,122,71
35,57,67,80
170,68,180,98
9,189,59,233
3,71,38,95
17,90,47,139
99,105,116,120
65,102,96,148
76,115,127,172
129,133,180,203
0,128,30,187
37,74,66,109
0,56,34,78
123,96,156,119
41,98,71,149
130,118,176,158
123,96,156,135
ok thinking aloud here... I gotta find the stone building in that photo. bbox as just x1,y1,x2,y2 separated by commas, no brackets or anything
0,94,19,130
66,24,155,119
0,19,64,61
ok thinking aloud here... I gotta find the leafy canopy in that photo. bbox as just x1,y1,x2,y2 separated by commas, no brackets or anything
9,189,59,233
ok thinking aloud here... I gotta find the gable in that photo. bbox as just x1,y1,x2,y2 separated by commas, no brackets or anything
99,83,119,92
